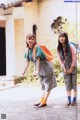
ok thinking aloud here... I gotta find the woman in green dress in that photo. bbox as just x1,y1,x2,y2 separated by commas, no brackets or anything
23,34,57,108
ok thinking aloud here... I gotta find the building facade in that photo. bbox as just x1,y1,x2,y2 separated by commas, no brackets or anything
0,0,79,76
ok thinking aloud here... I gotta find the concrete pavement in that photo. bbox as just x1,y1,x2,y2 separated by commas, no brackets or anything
0,84,80,120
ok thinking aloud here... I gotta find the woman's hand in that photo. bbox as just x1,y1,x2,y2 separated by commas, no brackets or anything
67,69,72,74
67,66,74,74
22,72,25,75
33,70,38,77
67,68,73,74
63,67,67,74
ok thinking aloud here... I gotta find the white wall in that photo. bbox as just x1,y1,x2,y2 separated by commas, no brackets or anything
38,0,77,48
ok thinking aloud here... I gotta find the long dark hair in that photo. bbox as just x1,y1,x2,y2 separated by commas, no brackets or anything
57,32,69,59
26,34,37,48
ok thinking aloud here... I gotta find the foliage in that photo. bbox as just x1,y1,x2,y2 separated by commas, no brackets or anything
22,62,40,85
77,67,80,85
52,56,64,86
51,16,78,43
52,58,61,77
77,67,80,74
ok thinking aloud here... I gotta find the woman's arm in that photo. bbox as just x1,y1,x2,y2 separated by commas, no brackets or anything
22,61,30,75
57,50,65,69
57,50,67,73
70,44,77,67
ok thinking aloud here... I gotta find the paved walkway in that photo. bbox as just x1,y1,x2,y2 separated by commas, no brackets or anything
0,84,80,120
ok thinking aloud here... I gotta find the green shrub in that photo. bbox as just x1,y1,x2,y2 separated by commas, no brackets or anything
77,66,80,85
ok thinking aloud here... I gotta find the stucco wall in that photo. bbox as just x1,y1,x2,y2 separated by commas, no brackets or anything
38,0,77,49
14,0,38,74
77,3,80,43
23,0,39,36
0,21,5,27
14,19,24,75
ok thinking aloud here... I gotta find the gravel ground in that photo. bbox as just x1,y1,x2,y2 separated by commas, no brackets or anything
0,85,80,120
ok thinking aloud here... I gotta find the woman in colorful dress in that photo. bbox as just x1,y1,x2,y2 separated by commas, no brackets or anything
23,34,57,108
57,32,77,107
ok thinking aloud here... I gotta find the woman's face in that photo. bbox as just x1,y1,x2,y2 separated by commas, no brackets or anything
59,36,65,44
26,37,35,48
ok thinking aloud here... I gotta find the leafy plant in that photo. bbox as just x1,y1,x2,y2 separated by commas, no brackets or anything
51,16,77,43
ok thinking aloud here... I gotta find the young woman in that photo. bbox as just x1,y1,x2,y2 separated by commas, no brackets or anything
23,34,57,108
57,32,77,107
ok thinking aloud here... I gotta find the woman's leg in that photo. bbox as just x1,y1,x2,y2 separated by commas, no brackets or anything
40,90,45,103
71,74,77,106
38,91,51,107
40,91,51,104
38,72,55,107
34,76,45,106
72,90,77,97
34,90,45,106
44,91,51,101
39,77,45,103
71,90,77,105
64,75,72,106
66,90,71,105
41,90,45,98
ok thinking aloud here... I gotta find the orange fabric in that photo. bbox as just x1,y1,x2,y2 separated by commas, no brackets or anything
34,45,53,61
40,98,46,104
40,45,53,61
40,98,44,103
